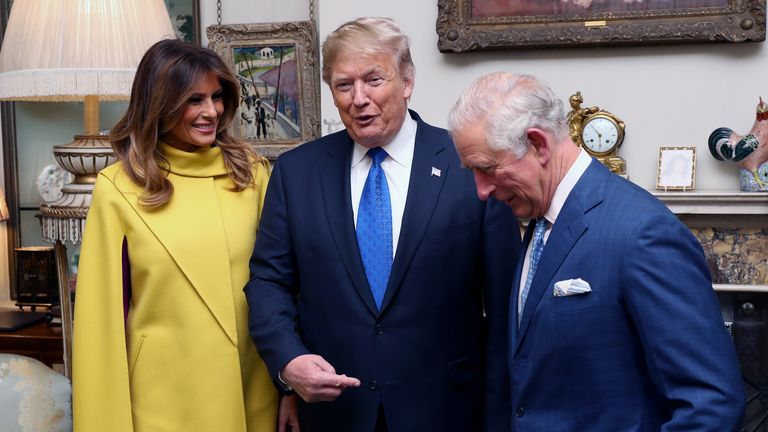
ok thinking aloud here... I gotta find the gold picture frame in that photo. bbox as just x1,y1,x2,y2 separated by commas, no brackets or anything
207,22,321,160
437,0,766,52
657,146,696,191
165,0,200,44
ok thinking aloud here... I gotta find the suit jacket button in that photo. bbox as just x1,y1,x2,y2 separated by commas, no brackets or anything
515,406,525,417
369,380,379,391
375,324,384,335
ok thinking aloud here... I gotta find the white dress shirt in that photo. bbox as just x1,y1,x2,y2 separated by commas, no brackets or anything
518,149,593,309
350,115,417,258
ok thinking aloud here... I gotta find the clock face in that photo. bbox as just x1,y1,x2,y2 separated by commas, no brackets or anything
582,116,621,154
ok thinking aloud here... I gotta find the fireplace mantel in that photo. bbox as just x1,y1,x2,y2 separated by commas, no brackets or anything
651,190,768,215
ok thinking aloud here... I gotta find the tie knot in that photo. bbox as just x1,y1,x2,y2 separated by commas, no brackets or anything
533,218,548,237
367,147,388,166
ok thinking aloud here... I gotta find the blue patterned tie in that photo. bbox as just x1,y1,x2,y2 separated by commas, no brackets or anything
519,218,548,325
357,147,392,310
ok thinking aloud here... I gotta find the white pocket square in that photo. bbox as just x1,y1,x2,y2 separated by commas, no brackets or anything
553,278,592,297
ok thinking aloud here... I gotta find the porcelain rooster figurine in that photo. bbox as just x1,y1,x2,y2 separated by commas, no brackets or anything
709,97,768,191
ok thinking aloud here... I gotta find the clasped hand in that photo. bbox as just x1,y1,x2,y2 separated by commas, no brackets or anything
281,354,361,403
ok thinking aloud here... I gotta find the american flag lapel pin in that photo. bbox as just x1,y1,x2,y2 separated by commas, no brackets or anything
431,167,441,177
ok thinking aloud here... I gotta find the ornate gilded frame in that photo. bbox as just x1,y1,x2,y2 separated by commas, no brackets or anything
437,0,766,52
207,22,321,160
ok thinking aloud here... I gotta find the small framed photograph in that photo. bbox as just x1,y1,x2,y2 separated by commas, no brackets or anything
165,0,200,45
656,147,696,191
207,22,322,160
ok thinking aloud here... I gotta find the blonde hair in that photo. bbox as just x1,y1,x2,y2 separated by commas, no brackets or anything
321,17,415,84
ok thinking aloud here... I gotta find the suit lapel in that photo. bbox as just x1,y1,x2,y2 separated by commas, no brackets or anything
380,116,448,312
319,135,380,315
514,160,606,352
118,175,239,344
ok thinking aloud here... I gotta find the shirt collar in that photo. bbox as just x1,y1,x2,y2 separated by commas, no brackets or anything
351,113,417,169
544,148,592,224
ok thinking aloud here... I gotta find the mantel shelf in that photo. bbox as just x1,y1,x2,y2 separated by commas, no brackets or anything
649,190,768,215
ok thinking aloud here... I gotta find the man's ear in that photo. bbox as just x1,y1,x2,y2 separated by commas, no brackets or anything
403,75,415,100
526,128,551,165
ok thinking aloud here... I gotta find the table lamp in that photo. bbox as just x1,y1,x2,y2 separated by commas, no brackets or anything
0,0,175,378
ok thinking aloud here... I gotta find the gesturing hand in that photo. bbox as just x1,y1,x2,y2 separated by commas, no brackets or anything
281,354,361,403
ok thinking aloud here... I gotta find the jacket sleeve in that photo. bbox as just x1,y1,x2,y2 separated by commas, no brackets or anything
72,173,135,432
624,213,745,431
481,197,521,432
245,158,311,382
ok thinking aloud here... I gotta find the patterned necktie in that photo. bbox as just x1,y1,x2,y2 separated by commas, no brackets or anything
519,218,548,325
357,147,392,310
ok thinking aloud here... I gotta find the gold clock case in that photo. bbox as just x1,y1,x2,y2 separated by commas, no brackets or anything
567,91,627,176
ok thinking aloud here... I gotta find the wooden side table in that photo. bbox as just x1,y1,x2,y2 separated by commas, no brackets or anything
0,319,63,369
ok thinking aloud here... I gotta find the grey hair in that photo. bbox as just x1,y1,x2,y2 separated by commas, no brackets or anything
447,72,568,158
321,17,415,85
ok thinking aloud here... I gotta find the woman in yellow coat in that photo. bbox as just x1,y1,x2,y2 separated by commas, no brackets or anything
73,39,284,431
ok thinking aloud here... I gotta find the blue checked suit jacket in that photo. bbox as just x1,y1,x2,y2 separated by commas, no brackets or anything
509,159,745,431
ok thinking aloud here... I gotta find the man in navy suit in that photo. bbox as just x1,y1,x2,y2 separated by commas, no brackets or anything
245,18,520,432
448,72,745,431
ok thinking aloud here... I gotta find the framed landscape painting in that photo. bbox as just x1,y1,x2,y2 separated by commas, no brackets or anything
207,22,321,160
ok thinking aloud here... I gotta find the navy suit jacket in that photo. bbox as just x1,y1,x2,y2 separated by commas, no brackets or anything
246,110,521,432
509,159,745,431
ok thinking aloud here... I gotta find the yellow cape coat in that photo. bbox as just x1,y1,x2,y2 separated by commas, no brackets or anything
73,143,277,431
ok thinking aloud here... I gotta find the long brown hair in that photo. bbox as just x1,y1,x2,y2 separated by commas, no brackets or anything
110,39,260,209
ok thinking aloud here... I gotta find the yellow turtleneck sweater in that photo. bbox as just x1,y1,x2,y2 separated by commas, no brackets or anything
73,143,276,432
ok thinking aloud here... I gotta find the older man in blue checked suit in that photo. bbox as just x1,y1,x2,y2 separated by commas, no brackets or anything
245,18,521,432
448,71,745,431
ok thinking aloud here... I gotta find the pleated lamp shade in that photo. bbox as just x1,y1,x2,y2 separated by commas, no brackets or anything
0,0,176,101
